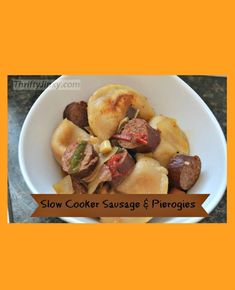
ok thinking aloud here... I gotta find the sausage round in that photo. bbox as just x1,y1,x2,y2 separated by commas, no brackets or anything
106,150,135,187
71,176,88,194
113,118,161,153
62,142,99,178
167,154,201,191
63,101,88,128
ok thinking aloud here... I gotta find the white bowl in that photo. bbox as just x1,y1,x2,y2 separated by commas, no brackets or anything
18,75,227,223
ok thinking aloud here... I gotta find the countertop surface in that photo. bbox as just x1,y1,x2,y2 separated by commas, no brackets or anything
8,75,227,223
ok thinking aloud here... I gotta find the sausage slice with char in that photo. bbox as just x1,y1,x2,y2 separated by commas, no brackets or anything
106,149,135,187
63,101,88,128
167,154,201,191
62,141,99,179
112,118,160,153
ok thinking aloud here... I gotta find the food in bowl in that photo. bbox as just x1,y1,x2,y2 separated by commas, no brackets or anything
51,84,202,223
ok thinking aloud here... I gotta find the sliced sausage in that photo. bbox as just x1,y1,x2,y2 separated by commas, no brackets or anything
78,143,99,178
71,176,88,194
112,118,160,153
106,149,135,187
63,101,88,128
61,142,78,172
62,141,99,178
167,154,201,191
168,187,186,194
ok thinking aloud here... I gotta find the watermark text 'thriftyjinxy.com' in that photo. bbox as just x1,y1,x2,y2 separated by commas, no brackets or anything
12,78,81,91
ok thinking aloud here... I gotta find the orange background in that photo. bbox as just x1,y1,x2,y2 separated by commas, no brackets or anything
0,1,233,290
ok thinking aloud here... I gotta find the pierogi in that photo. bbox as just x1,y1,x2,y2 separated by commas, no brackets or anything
117,156,168,194
51,119,90,164
88,84,155,140
149,115,189,167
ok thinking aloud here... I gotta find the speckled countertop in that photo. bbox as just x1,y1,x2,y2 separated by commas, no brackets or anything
8,75,227,223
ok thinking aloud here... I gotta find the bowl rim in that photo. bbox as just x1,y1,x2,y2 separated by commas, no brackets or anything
18,75,227,223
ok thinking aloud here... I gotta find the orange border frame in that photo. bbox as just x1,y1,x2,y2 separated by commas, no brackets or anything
0,1,233,289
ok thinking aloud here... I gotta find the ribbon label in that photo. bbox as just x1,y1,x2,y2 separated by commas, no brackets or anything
31,193,209,217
